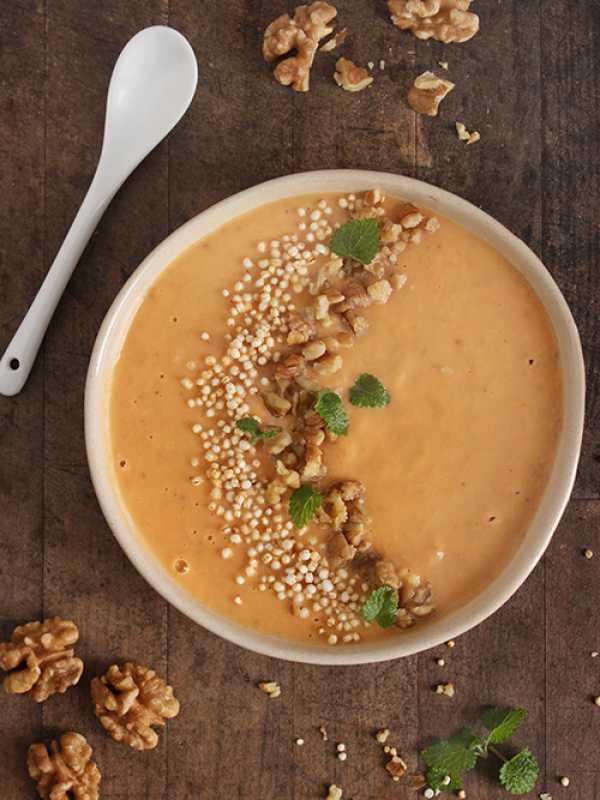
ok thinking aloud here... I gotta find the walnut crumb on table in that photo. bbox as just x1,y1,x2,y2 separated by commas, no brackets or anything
375,728,390,744
434,681,455,697
334,57,374,92
258,680,281,698
385,753,408,781
456,121,480,144
408,71,455,116
326,786,343,800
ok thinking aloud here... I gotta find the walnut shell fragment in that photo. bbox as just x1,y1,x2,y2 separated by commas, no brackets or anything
91,662,180,751
27,732,101,800
0,617,83,702
263,1,338,92
388,0,479,44
408,71,455,116
333,57,374,92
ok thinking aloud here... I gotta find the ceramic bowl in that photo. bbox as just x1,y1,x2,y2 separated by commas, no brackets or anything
85,169,585,665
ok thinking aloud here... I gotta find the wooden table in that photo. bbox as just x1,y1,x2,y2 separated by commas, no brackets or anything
1,2,598,798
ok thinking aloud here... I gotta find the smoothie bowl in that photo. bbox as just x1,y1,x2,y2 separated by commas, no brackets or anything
85,170,584,665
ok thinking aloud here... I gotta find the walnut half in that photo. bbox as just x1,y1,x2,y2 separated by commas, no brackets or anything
27,732,101,800
263,1,338,92
388,0,479,44
0,617,84,702
91,662,180,751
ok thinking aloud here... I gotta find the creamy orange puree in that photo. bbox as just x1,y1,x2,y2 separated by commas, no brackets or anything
109,192,562,645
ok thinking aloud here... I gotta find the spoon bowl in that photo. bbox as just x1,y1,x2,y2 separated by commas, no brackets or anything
0,26,198,397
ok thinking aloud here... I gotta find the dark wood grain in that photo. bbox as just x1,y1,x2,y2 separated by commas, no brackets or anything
0,1,46,793
0,1,599,798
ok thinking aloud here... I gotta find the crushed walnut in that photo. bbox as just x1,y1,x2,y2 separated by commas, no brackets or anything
263,1,337,92
181,189,439,643
91,662,180,750
258,680,282,698
388,0,480,44
326,786,343,800
386,753,408,781
27,732,101,800
434,681,455,697
408,71,455,116
320,27,348,52
0,617,83,702
333,57,374,92
456,121,480,144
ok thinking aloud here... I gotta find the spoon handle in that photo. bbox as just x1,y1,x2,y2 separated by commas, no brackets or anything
0,175,114,396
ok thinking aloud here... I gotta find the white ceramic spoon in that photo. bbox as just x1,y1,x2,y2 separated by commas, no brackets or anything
0,26,198,397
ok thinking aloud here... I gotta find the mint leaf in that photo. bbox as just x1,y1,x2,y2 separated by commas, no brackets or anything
422,730,479,789
349,373,391,408
426,769,462,792
499,748,539,795
236,417,279,444
361,586,398,628
330,218,380,266
481,708,527,745
314,390,349,436
289,485,322,528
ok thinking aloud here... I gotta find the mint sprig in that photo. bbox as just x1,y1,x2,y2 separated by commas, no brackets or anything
289,485,322,529
314,389,349,436
349,373,390,408
421,707,538,796
236,417,279,444
361,586,398,628
330,218,380,266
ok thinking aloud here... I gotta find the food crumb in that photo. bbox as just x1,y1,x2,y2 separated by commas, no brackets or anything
592,651,599,658
326,785,343,800
385,754,407,781
560,776,570,787
458,791,467,799
337,751,347,761
375,728,390,744
258,681,281,698
295,737,304,746
434,682,455,698
368,61,374,70
584,548,594,559
379,59,386,70
424,789,435,799
540,794,553,800
439,61,449,70
336,742,346,753
319,725,329,741
446,640,456,648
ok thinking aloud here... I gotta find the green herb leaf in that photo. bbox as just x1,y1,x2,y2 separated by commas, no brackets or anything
349,373,391,408
422,730,479,790
236,417,279,445
499,748,539,796
314,389,349,436
361,586,398,628
481,708,527,745
426,769,462,792
330,218,380,266
289,485,322,529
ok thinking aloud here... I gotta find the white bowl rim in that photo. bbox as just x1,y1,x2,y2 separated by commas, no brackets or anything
85,168,585,666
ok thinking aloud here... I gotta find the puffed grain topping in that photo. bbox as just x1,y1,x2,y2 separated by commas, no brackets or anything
27,732,101,800
91,662,180,751
408,71,455,116
263,1,338,92
0,617,83,702
388,0,479,44
333,57,374,92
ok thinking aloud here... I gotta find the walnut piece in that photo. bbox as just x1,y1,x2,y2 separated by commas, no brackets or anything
258,680,281,698
408,71,455,116
388,0,479,44
263,2,338,92
27,732,101,800
319,27,348,52
0,617,83,702
386,753,408,781
326,786,343,800
333,57,374,92
456,121,480,144
91,662,180,751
